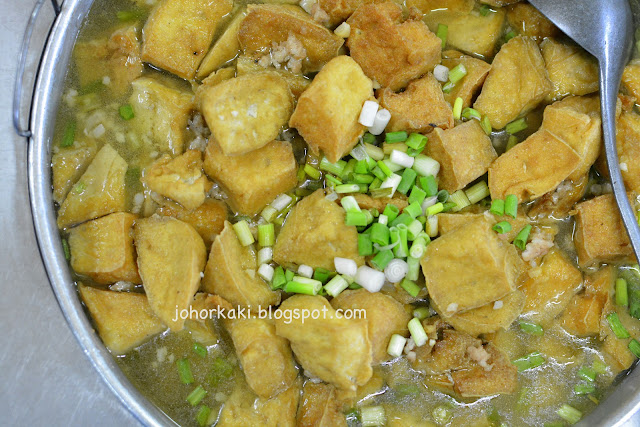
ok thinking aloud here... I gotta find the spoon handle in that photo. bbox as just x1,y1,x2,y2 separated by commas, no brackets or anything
600,64,640,260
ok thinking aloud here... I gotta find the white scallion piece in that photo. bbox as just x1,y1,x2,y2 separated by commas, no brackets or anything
426,215,438,237
333,21,351,38
260,205,278,222
412,155,440,177
355,265,386,292
380,173,402,198
257,247,273,265
408,317,428,347
421,196,438,214
298,264,314,278
324,275,349,297
364,142,385,160
340,195,361,213
384,259,409,283
493,300,504,310
325,191,338,202
358,100,379,127
232,220,255,246
334,257,358,277
390,150,415,168
350,143,369,161
361,406,387,427
271,194,293,211
368,108,391,135
382,159,403,173
387,334,407,358
433,64,450,82
258,264,274,282
378,214,388,225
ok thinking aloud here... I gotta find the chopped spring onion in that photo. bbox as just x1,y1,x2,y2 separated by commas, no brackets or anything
453,97,463,120
490,199,505,216
177,358,194,384
479,3,491,16
346,211,368,226
512,352,546,371
285,269,295,282
380,173,402,197
407,255,421,280
426,215,438,237
413,306,431,320
119,104,135,120
208,357,234,385
385,131,408,143
408,185,427,205
408,317,428,346
324,275,349,297
397,168,418,195
410,237,428,258
556,404,582,425
117,9,144,21
412,155,440,177
260,206,278,222
519,321,543,336
505,30,517,42
313,268,331,283
196,405,212,427
592,360,608,375
404,201,423,219
334,21,351,38
391,150,415,169
62,238,71,260
370,187,392,198
426,202,444,216
506,135,519,151
271,193,294,211
258,264,275,282
480,115,492,135
616,278,629,306
394,225,410,258
361,406,386,427
296,165,306,182
297,264,314,279
442,81,455,93
449,190,470,212
187,385,208,406
421,195,438,213
358,233,374,256
377,160,393,177
364,142,385,161
406,133,428,151
325,174,343,187
387,334,408,358
505,117,528,134
400,278,421,297
465,181,490,204
60,121,76,147
378,214,389,225
383,204,400,222
257,247,273,265
271,266,287,290
628,339,640,358
359,100,379,127
406,219,423,240
493,221,512,234
574,382,596,395
320,157,347,176
420,175,438,196
504,194,518,218
371,249,394,270
350,144,370,162
232,220,255,246
369,109,392,135
577,366,597,382
384,258,409,282
363,132,376,144
355,265,386,292
619,268,640,319
258,224,275,247
382,158,404,173
285,277,323,295
370,222,391,246
335,183,362,194
442,202,457,212
432,405,452,424
341,195,361,213
436,24,448,49
462,107,482,120
193,342,207,358
437,189,449,203
448,64,467,84
433,64,449,82
513,224,532,250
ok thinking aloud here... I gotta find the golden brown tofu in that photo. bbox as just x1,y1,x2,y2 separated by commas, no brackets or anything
540,96,601,180
332,290,411,364
57,144,127,230
69,213,141,285
197,67,235,89
378,73,454,133
273,189,364,270
506,3,559,41
616,111,640,193
73,25,143,96
133,216,206,330
274,295,372,391
141,0,233,80
560,293,606,337
52,138,97,204
601,296,640,373
527,174,589,219
129,77,194,156
312,0,371,28
184,293,222,346
203,140,297,215
451,343,518,397
474,36,552,129
142,150,209,210
421,217,524,315
351,194,408,213
622,60,640,99
196,8,246,79
603,334,636,373
217,377,300,427
574,194,634,268
406,0,474,14
156,199,227,247
289,56,372,163
297,382,347,427
78,284,166,355
520,247,583,325
198,73,293,156
424,8,506,59
412,328,479,375
238,4,343,73
347,2,441,90
236,56,311,98
438,211,530,242
426,120,497,192
541,38,599,102
488,129,580,202
225,317,297,399
441,51,491,109
202,221,281,308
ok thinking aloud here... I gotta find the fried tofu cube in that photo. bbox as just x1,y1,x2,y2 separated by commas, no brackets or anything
52,138,97,204
574,194,634,268
541,38,599,102
421,217,525,315
622,61,640,99
197,67,235,89
616,111,640,193
332,289,411,364
351,194,408,213
506,3,559,41
560,294,607,337
378,73,454,133
238,4,343,73
78,284,166,355
412,328,480,375
142,150,209,210
198,73,293,156
274,295,372,391
438,211,530,242
133,216,206,330
441,51,491,109
603,334,636,373
424,8,506,59
141,0,233,80
297,383,347,427
347,2,441,90
488,129,580,202
202,221,281,308
236,55,311,98
225,317,298,399
196,8,246,79
451,343,518,397
273,189,364,270
57,144,127,230
520,247,583,325
129,77,194,156
426,120,497,192
69,213,141,285
474,36,552,129
203,140,297,215
406,0,474,14
156,199,227,247
74,25,143,96
527,174,589,219
540,96,601,180
289,56,372,163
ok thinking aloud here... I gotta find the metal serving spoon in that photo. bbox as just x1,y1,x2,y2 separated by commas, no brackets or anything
529,0,640,261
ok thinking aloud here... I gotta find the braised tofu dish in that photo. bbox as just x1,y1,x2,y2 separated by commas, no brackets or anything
53,0,640,425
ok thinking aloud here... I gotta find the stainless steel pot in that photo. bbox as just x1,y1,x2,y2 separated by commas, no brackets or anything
13,0,640,425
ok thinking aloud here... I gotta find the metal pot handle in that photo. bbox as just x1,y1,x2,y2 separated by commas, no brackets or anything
13,0,61,138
